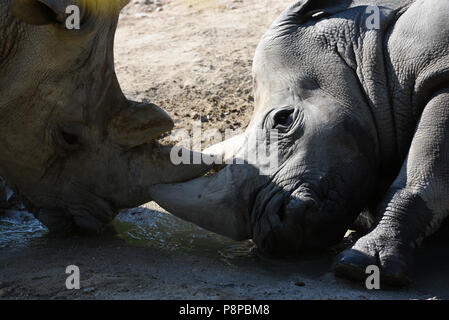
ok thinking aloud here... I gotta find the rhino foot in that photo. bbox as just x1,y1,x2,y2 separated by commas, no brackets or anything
333,230,413,287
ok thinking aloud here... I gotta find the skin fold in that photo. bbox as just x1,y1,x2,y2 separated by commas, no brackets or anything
150,0,449,286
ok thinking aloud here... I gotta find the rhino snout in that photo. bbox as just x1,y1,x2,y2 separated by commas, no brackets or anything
251,187,320,257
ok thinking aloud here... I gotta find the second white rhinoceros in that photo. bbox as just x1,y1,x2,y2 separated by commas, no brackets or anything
150,0,449,286
0,0,209,234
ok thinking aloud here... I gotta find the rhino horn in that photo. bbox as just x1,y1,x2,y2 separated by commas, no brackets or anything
149,164,258,241
202,133,246,165
110,102,174,148
149,134,262,241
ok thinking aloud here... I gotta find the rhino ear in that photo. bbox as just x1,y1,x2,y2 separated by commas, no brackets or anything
11,0,74,25
281,0,351,23
119,0,131,9
110,102,175,148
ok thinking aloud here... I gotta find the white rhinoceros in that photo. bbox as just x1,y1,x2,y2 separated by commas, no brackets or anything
0,0,209,234
150,0,449,286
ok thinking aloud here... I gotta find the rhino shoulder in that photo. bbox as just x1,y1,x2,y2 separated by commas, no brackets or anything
387,0,449,108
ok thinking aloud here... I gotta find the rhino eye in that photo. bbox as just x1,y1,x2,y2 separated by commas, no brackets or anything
61,131,79,146
273,108,295,129
57,127,82,150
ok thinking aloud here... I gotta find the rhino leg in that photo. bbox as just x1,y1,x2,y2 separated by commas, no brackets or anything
335,88,449,286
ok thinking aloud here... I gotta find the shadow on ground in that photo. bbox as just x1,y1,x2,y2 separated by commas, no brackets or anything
0,204,447,299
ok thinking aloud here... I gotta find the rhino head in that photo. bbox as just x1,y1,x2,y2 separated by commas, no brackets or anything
149,0,386,255
0,0,208,234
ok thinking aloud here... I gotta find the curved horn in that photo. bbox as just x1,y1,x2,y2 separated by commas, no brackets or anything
203,133,246,165
110,102,174,148
149,163,265,241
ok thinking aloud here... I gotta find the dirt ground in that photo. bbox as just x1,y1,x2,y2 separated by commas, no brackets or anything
114,0,281,140
1,0,449,300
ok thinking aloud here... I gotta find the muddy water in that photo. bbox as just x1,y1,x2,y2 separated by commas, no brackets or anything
0,210,46,249
0,205,256,260
113,206,256,260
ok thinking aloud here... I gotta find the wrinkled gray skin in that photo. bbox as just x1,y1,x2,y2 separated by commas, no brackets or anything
150,0,449,286
0,0,208,234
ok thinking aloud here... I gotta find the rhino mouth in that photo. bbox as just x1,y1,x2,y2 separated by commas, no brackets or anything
32,193,116,236
250,181,319,256
248,168,354,255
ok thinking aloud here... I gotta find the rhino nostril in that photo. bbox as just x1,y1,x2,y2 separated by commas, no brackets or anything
287,191,316,211
284,191,317,225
